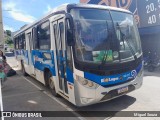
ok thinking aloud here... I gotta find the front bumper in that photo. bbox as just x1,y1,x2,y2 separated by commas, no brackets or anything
74,73,143,106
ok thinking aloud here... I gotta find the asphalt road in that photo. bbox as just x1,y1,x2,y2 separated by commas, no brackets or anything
1,56,160,120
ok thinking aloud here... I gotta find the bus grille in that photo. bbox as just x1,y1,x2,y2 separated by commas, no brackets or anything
100,85,135,101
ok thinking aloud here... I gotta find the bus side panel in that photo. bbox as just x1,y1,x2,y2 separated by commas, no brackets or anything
32,50,56,84
21,49,30,74
15,49,22,61
66,67,74,83
21,49,29,65
15,49,23,69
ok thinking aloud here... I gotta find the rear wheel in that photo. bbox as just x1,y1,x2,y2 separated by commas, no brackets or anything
21,62,28,76
48,72,59,97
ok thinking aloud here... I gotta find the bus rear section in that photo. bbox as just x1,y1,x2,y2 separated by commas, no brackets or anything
14,33,26,70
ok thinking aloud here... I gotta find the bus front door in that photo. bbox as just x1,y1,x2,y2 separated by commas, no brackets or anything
26,31,35,75
53,19,68,96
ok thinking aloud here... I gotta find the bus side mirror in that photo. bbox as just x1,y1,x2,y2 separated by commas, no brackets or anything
65,14,74,46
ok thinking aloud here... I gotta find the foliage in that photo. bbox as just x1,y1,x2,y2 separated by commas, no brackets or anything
4,35,13,44
4,30,13,45
6,30,11,36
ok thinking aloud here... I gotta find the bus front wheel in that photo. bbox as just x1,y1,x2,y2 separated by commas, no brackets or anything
48,72,59,97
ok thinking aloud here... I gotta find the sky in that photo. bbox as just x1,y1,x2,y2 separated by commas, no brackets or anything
2,0,79,32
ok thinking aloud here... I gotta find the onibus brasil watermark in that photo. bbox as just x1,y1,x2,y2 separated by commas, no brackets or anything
1,112,42,118
0,111,160,117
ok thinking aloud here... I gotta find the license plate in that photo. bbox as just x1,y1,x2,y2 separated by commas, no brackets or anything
118,86,128,94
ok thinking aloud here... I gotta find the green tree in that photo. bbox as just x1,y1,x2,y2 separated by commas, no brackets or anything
4,30,13,45
6,30,11,36
5,36,13,44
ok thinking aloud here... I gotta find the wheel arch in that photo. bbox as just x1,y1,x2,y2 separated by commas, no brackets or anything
43,67,59,96
44,67,50,86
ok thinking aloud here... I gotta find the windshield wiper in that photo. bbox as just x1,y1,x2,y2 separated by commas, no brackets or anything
100,21,111,66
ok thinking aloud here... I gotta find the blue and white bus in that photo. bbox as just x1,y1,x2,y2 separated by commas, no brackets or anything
14,4,143,106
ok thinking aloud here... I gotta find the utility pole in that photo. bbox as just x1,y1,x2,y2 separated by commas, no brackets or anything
0,0,4,52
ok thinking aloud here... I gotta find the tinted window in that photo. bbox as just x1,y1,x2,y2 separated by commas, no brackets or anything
37,21,50,50
17,34,25,49
19,36,23,49
22,34,26,49
33,27,38,49
16,38,19,49
53,24,58,50
27,33,32,51
59,22,64,49
14,38,16,49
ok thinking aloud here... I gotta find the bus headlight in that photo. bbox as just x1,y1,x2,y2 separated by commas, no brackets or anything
82,79,88,85
76,75,99,89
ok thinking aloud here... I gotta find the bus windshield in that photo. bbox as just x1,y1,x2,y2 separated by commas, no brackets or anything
71,8,142,64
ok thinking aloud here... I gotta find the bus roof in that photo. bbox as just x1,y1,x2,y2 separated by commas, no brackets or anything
14,3,132,37
71,4,131,13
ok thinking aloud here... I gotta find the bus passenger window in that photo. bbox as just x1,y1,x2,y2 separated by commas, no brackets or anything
22,34,26,50
37,21,51,50
16,38,19,49
14,38,16,49
19,36,23,49
32,27,38,49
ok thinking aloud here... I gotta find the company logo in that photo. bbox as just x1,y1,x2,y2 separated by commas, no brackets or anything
101,78,109,83
109,77,119,82
98,0,132,9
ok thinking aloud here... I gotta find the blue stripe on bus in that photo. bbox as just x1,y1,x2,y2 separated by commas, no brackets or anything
15,50,21,55
22,50,29,64
16,49,74,83
66,67,74,83
31,50,74,83
32,50,56,76
15,49,29,65
84,63,142,87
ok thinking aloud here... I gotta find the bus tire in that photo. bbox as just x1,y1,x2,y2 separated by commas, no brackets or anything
48,72,59,97
21,62,28,76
